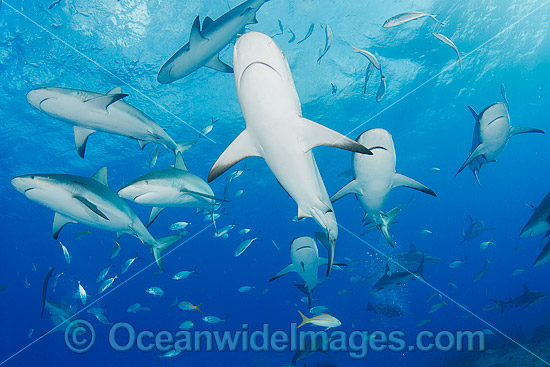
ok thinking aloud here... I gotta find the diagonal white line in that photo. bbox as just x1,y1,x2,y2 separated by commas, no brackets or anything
339,223,550,366
2,1,216,143
341,0,549,140
0,223,213,366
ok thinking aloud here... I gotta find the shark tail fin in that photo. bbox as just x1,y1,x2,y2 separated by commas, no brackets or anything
175,141,196,158
151,233,186,272
314,231,334,276
294,284,312,309
297,310,310,329
416,253,426,281
489,299,507,313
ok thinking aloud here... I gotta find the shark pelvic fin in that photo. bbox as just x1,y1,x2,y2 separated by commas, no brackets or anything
455,144,486,177
52,212,76,239
205,54,233,73
331,179,361,202
391,173,436,197
73,126,95,158
91,167,108,187
297,117,372,155
147,207,165,227
151,232,186,272
208,129,262,182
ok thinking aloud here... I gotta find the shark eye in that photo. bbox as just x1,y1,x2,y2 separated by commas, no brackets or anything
30,175,35,179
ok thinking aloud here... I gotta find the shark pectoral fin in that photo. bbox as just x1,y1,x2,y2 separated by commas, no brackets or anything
509,126,545,137
73,126,95,158
202,16,214,29
52,212,76,239
181,189,229,203
208,129,262,182
152,232,186,272
147,207,165,228
85,93,128,111
297,118,372,155
74,195,109,221
331,180,360,202
189,16,207,44
205,54,233,73
467,106,479,120
90,167,108,186
391,173,436,197
174,153,188,171
107,87,122,94
455,144,486,177
268,264,296,282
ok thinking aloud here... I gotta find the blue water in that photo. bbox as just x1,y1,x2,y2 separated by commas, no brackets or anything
1,0,550,366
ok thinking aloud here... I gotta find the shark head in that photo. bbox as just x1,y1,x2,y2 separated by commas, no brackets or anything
233,31,293,92
27,87,77,113
11,174,64,201
520,217,550,238
357,128,395,153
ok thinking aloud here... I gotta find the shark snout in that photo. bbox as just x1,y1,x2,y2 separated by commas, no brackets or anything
26,89,51,110
11,175,37,194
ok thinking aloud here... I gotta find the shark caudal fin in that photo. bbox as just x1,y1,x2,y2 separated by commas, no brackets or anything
315,231,335,276
297,310,310,328
415,253,426,281
151,233,187,272
175,141,196,159
377,205,403,247
489,299,507,314
294,284,313,310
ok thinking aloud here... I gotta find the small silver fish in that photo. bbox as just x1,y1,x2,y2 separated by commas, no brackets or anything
432,32,462,70
317,25,332,63
238,286,255,293
239,228,251,235
173,267,198,280
96,265,112,283
449,257,469,268
202,316,225,324
169,222,191,231
179,320,194,330
97,276,117,294
121,255,141,274
364,62,373,94
234,235,262,257
146,286,164,297
77,281,87,305
235,189,244,197
111,241,121,259
383,11,444,28
60,242,71,264
160,349,181,358
297,24,314,44
149,148,160,169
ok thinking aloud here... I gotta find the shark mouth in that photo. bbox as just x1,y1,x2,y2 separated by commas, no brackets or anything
39,97,52,110
237,61,281,89
295,245,313,252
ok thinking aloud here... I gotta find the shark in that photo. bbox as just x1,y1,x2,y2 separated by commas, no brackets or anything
11,167,184,271
372,254,425,292
43,300,82,334
520,190,550,266
459,215,494,245
391,243,441,268
269,234,342,308
490,285,547,313
331,128,436,246
118,154,225,227
207,31,371,274
26,86,194,160
455,101,544,184
157,0,270,84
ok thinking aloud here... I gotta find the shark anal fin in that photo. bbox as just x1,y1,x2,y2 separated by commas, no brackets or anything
147,207,165,227
152,232,186,272
391,173,436,197
298,118,372,155
208,129,262,182
205,54,233,73
52,212,77,239
269,264,296,282
331,180,360,202
91,167,108,186
85,93,128,111
509,126,545,137
73,126,95,158
74,195,109,221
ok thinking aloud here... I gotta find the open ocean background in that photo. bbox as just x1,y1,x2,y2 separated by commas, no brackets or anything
0,0,549,366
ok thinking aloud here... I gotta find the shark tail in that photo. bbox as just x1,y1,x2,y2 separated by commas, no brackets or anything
294,284,313,310
297,310,310,329
151,233,186,272
489,299,507,313
415,253,426,281
366,302,375,312
175,140,196,156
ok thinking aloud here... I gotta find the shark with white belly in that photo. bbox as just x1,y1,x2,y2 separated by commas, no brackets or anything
118,154,225,227
207,32,372,274
157,0,270,83
331,128,436,246
26,87,194,162
11,167,184,271
455,100,544,184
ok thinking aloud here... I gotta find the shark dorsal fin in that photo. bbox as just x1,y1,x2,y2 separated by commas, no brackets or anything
468,106,479,120
468,215,474,224
174,153,188,171
91,167,108,186
523,284,530,293
409,243,417,253
190,16,207,45
202,16,214,29
107,87,123,94
85,93,128,110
